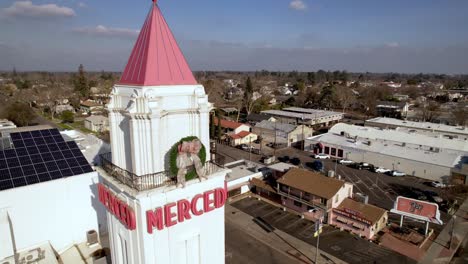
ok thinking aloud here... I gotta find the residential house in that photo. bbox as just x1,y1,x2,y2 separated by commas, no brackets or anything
84,115,109,132
214,118,257,146
329,198,388,240
80,100,104,114
376,101,411,119
276,168,353,221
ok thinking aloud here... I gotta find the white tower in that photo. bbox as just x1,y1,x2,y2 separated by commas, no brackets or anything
98,1,228,263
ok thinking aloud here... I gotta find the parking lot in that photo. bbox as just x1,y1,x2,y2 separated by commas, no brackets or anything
216,144,453,234
232,197,415,264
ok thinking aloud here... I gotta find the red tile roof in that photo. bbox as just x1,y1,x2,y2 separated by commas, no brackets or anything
214,117,248,130
229,131,251,139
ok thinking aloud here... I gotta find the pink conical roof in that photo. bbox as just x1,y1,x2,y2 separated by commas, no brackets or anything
119,1,197,86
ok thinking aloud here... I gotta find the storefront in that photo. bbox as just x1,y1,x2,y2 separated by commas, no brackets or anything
328,198,388,240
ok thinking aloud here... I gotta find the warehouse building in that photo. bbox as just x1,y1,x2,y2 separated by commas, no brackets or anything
306,123,468,182
366,117,468,141
261,107,344,128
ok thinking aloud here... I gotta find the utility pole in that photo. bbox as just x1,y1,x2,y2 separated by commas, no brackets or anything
314,217,323,264
273,121,277,157
301,114,305,151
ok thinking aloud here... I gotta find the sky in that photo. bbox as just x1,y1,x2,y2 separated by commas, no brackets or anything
0,0,467,74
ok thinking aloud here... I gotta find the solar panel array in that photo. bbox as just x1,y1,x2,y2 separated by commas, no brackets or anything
0,129,93,191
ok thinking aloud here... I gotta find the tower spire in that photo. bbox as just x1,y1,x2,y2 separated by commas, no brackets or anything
119,0,197,86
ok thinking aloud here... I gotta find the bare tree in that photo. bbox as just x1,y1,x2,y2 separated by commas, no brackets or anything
418,101,440,122
335,86,356,113
452,104,467,126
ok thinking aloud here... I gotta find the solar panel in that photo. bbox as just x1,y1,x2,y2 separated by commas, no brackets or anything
0,128,94,191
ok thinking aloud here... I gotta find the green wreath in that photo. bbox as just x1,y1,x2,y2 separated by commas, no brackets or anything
169,136,207,181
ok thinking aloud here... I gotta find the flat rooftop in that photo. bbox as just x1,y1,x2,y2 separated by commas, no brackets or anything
366,117,468,136
225,160,264,181
308,131,463,168
329,123,468,152
261,109,343,121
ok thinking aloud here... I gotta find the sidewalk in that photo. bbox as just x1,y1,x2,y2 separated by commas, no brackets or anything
418,197,468,264
226,204,347,264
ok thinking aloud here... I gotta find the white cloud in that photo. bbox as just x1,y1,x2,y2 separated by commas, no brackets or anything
73,25,139,38
289,0,307,11
1,1,76,18
77,2,87,8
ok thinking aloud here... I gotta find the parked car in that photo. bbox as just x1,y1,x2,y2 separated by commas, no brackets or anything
350,162,374,171
306,160,324,172
238,144,249,150
431,181,446,188
389,170,406,177
338,159,354,165
423,190,444,203
278,156,290,163
314,153,330,159
290,157,301,165
412,190,428,201
374,167,391,174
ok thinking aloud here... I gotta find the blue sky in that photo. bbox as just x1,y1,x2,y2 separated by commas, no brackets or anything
0,0,467,73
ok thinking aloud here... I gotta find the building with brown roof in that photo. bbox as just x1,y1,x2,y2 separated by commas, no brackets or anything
329,198,388,240
276,168,353,221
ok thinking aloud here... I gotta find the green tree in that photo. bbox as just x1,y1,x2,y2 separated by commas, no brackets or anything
6,102,36,127
307,72,316,85
216,111,222,139
209,113,215,138
74,64,90,98
320,85,336,109
244,77,257,115
60,110,75,123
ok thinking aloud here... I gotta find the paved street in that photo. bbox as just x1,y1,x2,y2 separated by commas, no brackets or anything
226,223,301,264
232,197,415,264
225,203,345,264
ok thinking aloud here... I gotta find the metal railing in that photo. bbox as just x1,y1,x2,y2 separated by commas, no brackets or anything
99,153,224,192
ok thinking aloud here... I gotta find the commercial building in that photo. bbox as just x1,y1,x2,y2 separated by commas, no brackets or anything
451,162,468,185
366,117,468,141
253,120,313,147
224,160,264,197
276,168,353,221
306,123,468,182
84,115,109,133
0,127,104,261
329,198,388,240
261,107,344,128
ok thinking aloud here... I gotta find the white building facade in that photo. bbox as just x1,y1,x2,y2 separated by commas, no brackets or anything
98,2,229,264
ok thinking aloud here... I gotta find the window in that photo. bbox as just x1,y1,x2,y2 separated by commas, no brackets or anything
320,198,326,205
293,200,302,207
338,149,344,158
335,194,339,203
324,146,330,154
331,148,336,156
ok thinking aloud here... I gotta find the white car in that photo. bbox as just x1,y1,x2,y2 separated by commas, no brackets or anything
375,167,391,174
314,153,331,159
390,171,406,177
339,159,354,165
431,181,446,188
